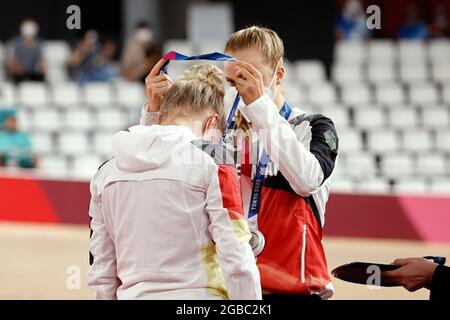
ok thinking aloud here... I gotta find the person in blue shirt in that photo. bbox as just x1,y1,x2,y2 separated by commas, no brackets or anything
0,111,35,168
397,4,428,40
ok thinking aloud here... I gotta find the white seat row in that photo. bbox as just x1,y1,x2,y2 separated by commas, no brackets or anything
335,40,450,65
16,108,132,132
331,176,450,196
31,131,116,156
38,154,107,179
0,81,146,108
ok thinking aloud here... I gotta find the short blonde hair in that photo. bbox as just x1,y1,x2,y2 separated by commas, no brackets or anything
160,64,225,131
225,26,284,69
225,26,285,135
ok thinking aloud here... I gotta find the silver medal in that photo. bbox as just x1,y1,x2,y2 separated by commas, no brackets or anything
250,229,265,257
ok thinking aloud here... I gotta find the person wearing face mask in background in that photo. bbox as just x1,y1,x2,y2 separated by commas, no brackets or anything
140,26,338,301
6,18,46,83
121,21,161,82
88,64,261,300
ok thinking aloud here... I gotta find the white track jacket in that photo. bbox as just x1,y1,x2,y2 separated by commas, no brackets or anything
88,124,262,300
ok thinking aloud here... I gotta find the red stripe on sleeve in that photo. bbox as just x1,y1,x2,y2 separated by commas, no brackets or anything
217,164,245,220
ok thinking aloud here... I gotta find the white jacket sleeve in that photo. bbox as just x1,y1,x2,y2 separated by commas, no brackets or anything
87,181,120,299
205,164,262,300
139,103,160,126
239,93,338,197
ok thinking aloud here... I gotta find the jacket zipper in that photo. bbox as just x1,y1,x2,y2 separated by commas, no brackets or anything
301,224,307,284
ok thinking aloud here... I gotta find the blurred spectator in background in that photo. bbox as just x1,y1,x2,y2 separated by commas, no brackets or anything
121,21,161,82
335,0,369,41
0,110,35,168
397,3,428,40
428,5,450,38
68,30,118,85
6,18,46,83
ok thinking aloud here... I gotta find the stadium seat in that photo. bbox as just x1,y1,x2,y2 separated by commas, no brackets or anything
71,155,104,179
0,82,17,106
374,83,405,104
398,40,427,63
368,40,397,63
332,64,364,85
33,109,63,132
340,83,372,105
84,83,114,108
284,84,307,106
335,41,366,65
380,154,414,178
356,178,391,194
306,83,336,104
442,83,450,104
330,178,355,193
93,132,115,156
18,82,49,107
388,107,419,128
353,107,386,129
296,61,326,84
115,81,146,109
428,39,450,62
430,61,450,83
430,178,450,195
42,41,71,65
435,130,450,152
367,62,396,84
416,154,447,176
58,132,89,155
337,129,364,153
16,109,32,131
51,82,83,106
366,130,401,153
38,154,68,177
46,65,69,83
96,109,129,131
345,153,377,178
392,178,429,194
408,83,439,105
30,132,54,154
320,105,349,129
401,129,434,152
64,109,94,131
399,62,429,84
421,106,449,129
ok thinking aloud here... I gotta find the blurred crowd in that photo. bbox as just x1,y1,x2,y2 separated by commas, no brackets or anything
4,18,161,85
336,0,450,41
1,18,161,169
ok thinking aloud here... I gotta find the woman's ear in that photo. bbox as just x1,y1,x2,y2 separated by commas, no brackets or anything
276,65,285,85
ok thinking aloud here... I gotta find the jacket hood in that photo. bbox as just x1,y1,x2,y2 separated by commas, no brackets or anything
112,125,197,172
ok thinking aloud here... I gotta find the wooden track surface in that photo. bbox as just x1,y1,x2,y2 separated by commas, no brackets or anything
1,222,449,300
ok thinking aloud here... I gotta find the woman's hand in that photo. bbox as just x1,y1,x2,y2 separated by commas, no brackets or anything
383,258,438,292
144,58,173,113
234,61,265,105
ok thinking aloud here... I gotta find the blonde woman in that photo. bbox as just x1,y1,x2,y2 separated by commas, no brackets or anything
88,64,261,300
142,27,338,300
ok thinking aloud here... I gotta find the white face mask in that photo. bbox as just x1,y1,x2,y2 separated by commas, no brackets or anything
265,65,278,101
21,22,38,39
